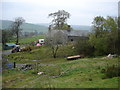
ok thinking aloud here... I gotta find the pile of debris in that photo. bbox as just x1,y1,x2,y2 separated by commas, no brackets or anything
102,54,118,59
20,64,33,71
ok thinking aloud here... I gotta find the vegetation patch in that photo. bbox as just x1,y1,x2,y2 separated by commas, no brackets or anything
3,46,119,88
101,65,120,78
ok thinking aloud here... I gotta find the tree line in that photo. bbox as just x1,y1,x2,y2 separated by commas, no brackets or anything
75,16,120,56
47,10,120,57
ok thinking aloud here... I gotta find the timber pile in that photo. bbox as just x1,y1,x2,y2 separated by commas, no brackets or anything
67,55,81,60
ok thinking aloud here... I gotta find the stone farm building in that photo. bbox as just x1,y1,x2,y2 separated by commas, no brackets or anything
46,29,89,43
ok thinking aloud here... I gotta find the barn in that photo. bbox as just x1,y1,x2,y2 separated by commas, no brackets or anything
47,30,88,42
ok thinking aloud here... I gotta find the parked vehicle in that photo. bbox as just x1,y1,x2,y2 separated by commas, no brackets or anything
11,45,20,53
3,43,16,50
39,39,45,45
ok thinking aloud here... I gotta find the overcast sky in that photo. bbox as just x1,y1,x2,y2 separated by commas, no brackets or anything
1,0,119,26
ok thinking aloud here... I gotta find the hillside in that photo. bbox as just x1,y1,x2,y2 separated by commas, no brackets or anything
0,20,48,33
0,20,91,33
71,25,91,31
37,23,91,31
3,45,119,88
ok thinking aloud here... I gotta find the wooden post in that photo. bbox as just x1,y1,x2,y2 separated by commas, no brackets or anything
13,62,16,68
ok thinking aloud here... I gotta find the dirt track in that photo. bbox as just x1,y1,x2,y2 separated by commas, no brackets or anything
2,50,12,57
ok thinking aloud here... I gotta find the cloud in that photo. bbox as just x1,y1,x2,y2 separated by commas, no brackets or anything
2,0,119,2
1,0,119,25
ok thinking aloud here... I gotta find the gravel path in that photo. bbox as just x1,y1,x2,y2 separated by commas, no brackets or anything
2,50,12,57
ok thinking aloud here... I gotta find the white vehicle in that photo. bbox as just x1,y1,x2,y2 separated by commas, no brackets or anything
39,39,45,45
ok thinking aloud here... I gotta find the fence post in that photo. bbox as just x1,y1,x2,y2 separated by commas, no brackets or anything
13,62,16,68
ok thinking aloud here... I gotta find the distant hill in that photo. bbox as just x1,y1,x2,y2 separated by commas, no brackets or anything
0,20,91,33
0,20,48,33
71,25,91,31
37,23,91,31
36,23,49,27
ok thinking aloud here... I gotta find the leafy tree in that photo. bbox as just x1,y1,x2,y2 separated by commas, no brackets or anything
105,16,118,54
117,16,120,54
92,16,105,37
89,34,108,55
75,38,94,57
2,29,14,45
118,17,120,30
104,16,117,31
48,10,71,30
89,16,120,56
11,17,25,44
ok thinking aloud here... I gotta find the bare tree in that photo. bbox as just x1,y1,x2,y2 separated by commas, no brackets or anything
46,31,67,58
12,17,25,44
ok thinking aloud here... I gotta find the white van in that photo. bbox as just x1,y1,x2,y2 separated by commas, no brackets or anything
39,39,45,45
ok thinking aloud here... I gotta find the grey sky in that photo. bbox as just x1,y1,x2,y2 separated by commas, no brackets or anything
1,0,119,26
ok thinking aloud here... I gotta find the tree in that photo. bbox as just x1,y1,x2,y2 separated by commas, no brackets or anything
92,16,105,37
48,10,71,30
104,16,118,54
75,38,94,57
2,29,14,45
118,17,120,30
89,33,108,55
46,31,67,58
12,17,25,44
89,16,119,56
117,17,120,54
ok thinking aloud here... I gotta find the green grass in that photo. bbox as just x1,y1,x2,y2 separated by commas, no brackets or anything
2,45,120,88
10,35,45,44
19,35,45,44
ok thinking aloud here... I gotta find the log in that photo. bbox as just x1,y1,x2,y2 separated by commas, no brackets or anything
67,55,81,60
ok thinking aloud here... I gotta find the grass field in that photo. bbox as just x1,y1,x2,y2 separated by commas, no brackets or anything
2,45,119,88
10,35,45,44
19,35,45,44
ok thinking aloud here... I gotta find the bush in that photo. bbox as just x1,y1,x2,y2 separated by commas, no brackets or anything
75,39,94,57
57,44,76,58
101,65,120,78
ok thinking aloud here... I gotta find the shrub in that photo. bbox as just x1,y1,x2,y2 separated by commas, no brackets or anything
75,39,95,57
101,65,120,78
